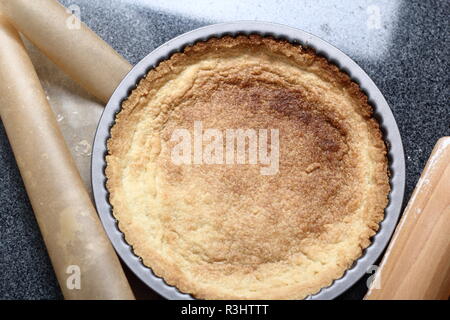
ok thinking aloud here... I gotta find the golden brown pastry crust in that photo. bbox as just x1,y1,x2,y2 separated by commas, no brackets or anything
106,35,390,299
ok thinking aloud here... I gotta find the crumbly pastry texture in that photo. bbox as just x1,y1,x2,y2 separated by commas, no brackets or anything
106,35,390,299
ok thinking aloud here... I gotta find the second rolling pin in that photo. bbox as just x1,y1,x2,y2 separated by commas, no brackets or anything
366,137,450,300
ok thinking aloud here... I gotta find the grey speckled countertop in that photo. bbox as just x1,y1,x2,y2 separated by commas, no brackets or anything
0,0,448,300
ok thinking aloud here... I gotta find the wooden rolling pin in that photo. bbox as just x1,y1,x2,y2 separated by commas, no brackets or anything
366,137,450,300
0,16,134,300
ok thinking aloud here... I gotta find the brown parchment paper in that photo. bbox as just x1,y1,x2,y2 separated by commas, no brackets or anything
23,42,163,299
0,0,132,103
22,37,103,195
0,16,134,300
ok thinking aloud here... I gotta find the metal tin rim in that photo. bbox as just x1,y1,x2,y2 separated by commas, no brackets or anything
92,21,405,300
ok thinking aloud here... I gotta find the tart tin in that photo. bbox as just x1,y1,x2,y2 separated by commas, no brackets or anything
92,21,405,300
